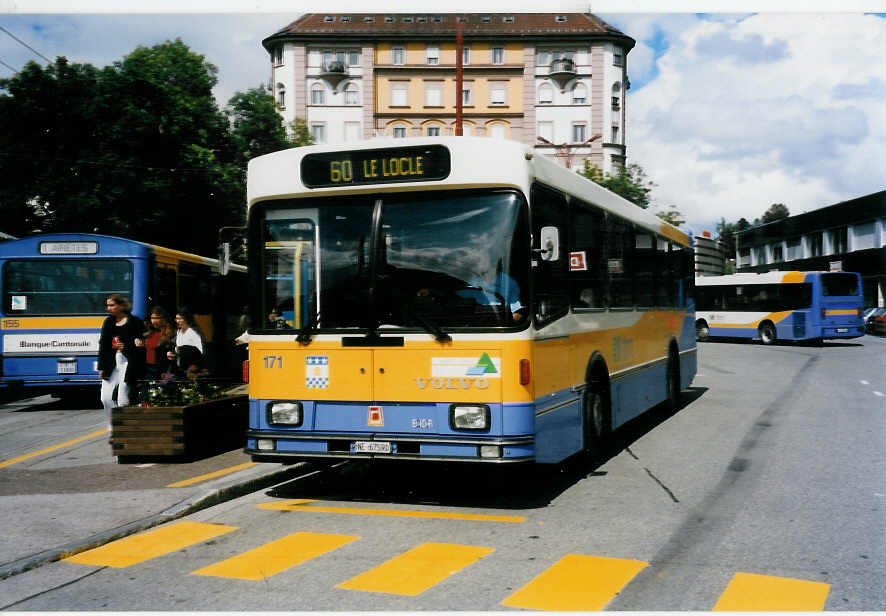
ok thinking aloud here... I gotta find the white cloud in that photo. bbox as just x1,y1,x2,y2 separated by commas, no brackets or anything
619,13,886,231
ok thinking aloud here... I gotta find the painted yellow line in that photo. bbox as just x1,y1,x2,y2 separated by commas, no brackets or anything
500,554,649,610
0,429,109,469
338,542,494,596
192,531,359,580
166,462,259,488
257,499,526,523
713,572,830,611
64,521,237,568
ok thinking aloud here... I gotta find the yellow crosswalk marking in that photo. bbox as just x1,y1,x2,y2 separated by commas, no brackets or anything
191,531,359,580
500,554,649,611
64,521,237,568
337,542,494,596
713,572,830,611
258,499,525,523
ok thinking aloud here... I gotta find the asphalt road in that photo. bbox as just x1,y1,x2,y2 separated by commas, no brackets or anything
1,334,884,611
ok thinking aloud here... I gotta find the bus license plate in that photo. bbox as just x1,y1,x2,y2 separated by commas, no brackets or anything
837,328,848,333
354,441,391,454
57,361,76,374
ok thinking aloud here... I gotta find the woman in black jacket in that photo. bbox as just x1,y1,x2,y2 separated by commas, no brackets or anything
98,294,146,425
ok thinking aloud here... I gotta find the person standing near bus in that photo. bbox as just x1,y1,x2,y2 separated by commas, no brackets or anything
144,306,175,380
168,307,205,373
98,294,146,426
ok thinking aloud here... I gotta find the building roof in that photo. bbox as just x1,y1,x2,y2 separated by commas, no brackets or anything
736,189,886,246
263,13,634,50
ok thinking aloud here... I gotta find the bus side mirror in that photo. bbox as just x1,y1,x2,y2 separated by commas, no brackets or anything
219,242,232,276
538,226,560,262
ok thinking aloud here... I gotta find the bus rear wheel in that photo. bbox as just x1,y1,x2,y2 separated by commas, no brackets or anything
695,320,710,341
758,321,777,345
583,379,611,456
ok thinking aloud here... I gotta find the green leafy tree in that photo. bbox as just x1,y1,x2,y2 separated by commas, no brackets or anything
655,207,685,226
288,117,315,147
760,202,790,224
579,161,654,209
226,86,290,168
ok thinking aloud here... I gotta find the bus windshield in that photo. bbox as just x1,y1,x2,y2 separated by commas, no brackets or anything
260,190,529,331
2,259,133,316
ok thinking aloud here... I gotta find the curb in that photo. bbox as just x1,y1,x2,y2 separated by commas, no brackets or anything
0,462,309,581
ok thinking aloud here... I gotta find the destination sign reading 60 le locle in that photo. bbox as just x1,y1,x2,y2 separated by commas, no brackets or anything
301,145,451,188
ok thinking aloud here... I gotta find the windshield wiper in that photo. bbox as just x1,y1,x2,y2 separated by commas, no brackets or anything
296,311,321,345
412,312,452,343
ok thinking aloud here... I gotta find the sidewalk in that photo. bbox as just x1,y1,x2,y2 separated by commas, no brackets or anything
0,436,307,580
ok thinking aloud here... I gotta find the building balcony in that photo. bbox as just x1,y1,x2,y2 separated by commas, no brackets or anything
548,58,576,88
320,60,348,88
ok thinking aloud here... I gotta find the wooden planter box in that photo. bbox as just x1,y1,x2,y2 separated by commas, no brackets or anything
111,394,248,460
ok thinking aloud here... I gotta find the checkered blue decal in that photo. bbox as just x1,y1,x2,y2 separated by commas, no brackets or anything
306,356,329,389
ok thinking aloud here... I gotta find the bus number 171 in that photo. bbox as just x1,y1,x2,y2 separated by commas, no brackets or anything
263,355,283,369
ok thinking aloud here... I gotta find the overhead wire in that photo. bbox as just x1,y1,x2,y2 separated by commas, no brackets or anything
0,25,52,64
0,58,17,73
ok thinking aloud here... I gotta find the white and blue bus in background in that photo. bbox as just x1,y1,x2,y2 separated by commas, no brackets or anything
0,233,246,401
695,271,865,344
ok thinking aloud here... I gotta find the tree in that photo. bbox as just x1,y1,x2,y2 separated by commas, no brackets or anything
655,207,685,227
761,202,790,224
226,86,291,168
287,117,315,147
579,161,655,209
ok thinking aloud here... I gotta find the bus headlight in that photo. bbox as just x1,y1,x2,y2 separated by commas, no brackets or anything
268,401,303,426
450,405,490,430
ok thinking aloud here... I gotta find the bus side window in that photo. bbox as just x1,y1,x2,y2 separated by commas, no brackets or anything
154,265,177,315
570,202,606,309
530,184,569,326
606,215,635,309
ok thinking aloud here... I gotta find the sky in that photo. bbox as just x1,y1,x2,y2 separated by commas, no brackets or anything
2,1,885,233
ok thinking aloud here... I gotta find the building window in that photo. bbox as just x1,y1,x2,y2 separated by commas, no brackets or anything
310,84,326,105
537,83,553,104
832,226,848,254
611,125,619,143
772,244,783,262
348,50,360,66
276,84,285,108
272,46,283,66
853,222,876,250
426,125,441,136
344,83,359,105
426,45,439,65
810,231,824,257
391,46,405,65
572,83,587,104
310,123,326,143
537,50,551,66
344,122,361,142
393,126,407,138
462,83,473,106
492,47,504,65
572,123,587,143
461,123,473,136
787,238,802,260
556,15,568,22
612,96,620,110
323,16,334,22
391,82,408,106
503,16,515,23
385,16,394,23
462,45,471,65
489,123,506,139
424,82,443,107
613,52,624,67
538,121,553,143
490,82,507,105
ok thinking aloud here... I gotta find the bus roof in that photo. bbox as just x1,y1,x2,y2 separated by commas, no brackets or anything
247,136,689,246
694,271,853,286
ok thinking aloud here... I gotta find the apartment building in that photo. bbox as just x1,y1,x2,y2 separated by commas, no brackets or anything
262,13,634,175
735,190,886,307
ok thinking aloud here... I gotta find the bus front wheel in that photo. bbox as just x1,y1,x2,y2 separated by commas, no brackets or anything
583,376,611,456
758,321,777,345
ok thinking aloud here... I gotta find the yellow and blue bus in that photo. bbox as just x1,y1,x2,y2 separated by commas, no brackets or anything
240,137,696,464
0,233,246,399
695,271,865,344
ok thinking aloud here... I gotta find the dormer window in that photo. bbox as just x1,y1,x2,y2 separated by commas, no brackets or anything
481,15,492,23
385,16,394,23
363,16,374,22
403,17,413,23
417,16,427,23
323,16,334,22
556,15,568,22
503,16,515,23
340,16,350,23
432,16,442,23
